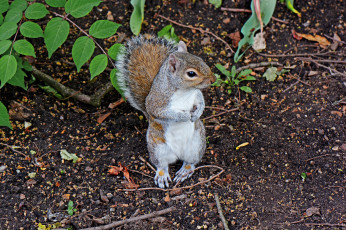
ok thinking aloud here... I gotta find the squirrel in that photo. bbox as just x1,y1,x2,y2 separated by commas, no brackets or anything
116,35,215,188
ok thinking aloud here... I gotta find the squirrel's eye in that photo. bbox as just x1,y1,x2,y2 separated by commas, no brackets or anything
187,71,197,77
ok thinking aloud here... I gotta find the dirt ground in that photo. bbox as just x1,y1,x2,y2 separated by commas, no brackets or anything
0,0,345,229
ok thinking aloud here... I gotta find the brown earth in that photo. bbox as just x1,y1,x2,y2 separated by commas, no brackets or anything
0,0,345,229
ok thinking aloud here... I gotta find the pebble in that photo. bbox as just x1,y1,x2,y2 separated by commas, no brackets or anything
332,146,339,151
318,129,324,135
0,165,7,172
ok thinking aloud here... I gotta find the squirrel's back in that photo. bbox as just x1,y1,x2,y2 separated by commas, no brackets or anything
116,35,178,113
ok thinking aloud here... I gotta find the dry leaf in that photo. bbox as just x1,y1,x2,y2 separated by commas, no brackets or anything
229,31,241,47
330,33,341,51
164,194,171,202
201,36,211,45
305,207,320,217
293,30,331,48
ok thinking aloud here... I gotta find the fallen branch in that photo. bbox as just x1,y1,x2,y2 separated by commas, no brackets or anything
32,66,114,107
156,14,234,53
214,193,230,230
80,206,176,230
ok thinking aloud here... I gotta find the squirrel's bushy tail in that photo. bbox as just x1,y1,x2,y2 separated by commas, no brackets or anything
116,35,177,114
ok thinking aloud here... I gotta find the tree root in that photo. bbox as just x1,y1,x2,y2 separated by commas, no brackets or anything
32,66,114,107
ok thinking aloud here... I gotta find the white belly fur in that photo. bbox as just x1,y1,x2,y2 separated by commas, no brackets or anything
165,89,202,161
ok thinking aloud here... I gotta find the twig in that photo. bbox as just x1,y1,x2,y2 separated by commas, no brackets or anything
62,60,113,72
324,34,346,45
32,66,114,107
128,169,154,178
305,154,340,162
288,74,311,86
235,61,283,74
214,193,230,230
295,57,346,77
204,108,239,120
0,143,27,157
138,156,156,173
258,52,333,58
305,223,346,227
283,81,299,92
122,165,224,192
220,8,289,24
80,206,176,230
156,14,234,53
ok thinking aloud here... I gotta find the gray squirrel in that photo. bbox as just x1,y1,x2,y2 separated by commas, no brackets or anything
116,35,215,188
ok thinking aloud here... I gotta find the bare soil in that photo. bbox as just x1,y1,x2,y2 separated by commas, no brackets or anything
0,0,345,229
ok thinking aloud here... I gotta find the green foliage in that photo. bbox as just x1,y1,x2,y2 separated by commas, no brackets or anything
0,0,125,129
280,0,300,16
39,85,63,99
212,64,255,94
108,43,125,61
209,0,222,8
67,201,77,216
157,25,179,43
60,149,78,163
234,0,276,63
0,101,12,129
89,20,121,39
130,0,145,35
111,69,125,100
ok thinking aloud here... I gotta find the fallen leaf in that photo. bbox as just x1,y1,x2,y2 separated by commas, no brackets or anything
106,11,114,21
293,31,331,48
229,31,241,47
62,194,70,200
291,29,302,40
97,112,112,124
223,18,231,24
305,207,320,217
252,32,266,51
331,111,342,117
330,33,341,51
60,150,78,163
164,194,171,202
108,166,121,175
201,36,211,46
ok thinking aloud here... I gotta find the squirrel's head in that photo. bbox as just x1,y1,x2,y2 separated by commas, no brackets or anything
167,41,215,89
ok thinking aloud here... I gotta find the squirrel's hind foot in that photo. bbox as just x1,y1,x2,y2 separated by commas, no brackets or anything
173,162,196,183
154,167,171,188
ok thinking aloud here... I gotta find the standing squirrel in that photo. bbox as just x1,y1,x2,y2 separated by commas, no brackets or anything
116,35,215,188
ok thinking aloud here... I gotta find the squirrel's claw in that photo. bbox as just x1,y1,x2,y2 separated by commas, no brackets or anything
154,167,171,188
173,162,195,183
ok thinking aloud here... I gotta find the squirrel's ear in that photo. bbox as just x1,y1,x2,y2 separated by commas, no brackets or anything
168,54,180,73
177,41,187,52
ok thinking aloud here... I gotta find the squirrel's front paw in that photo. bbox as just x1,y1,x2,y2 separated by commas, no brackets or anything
173,162,195,183
154,167,171,188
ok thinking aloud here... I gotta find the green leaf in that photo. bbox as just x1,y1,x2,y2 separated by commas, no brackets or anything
215,64,231,78
208,0,222,8
130,0,145,36
20,21,43,38
60,149,78,163
0,14,3,25
13,39,36,57
234,0,276,62
39,85,63,99
110,68,125,99
0,0,9,14
244,76,256,81
0,101,12,129
8,68,27,90
263,67,278,81
65,0,101,18
158,25,172,38
4,8,23,24
89,54,107,80
10,0,28,11
45,0,66,7
72,36,95,72
108,43,124,61
233,79,240,85
230,66,236,78
0,22,18,40
0,55,17,88
44,17,70,58
240,86,252,93
238,69,252,77
211,73,223,87
300,172,307,181
89,20,121,39
22,60,32,71
25,3,49,19
0,40,12,55
285,0,300,16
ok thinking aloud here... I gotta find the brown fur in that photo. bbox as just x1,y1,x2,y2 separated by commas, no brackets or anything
127,43,170,111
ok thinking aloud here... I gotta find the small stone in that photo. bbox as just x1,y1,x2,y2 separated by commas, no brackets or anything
341,143,346,151
332,146,339,151
318,129,324,135
0,165,7,172
106,193,113,199
20,194,25,200
110,208,115,212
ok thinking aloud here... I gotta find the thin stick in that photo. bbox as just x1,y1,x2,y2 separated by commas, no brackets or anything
305,223,346,227
128,169,154,178
235,62,283,74
204,108,239,120
0,143,27,157
157,14,234,53
296,57,346,77
324,34,346,45
214,193,230,230
258,52,333,58
80,207,176,230
122,165,225,192
296,58,346,64
305,154,340,162
283,81,299,92
138,156,156,172
220,8,289,24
